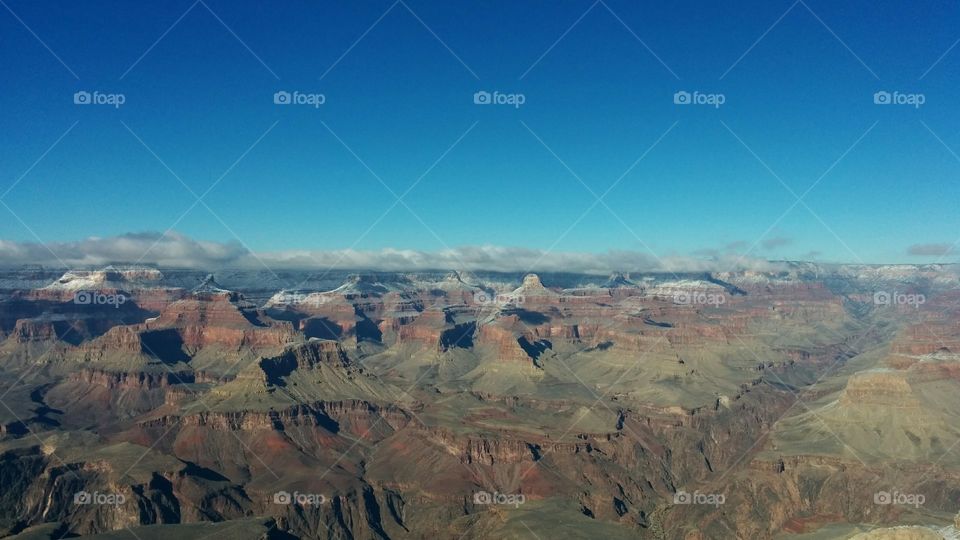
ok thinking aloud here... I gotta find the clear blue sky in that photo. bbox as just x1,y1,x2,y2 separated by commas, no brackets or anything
0,0,957,264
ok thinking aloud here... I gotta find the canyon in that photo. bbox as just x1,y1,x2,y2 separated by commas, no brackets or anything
0,264,958,539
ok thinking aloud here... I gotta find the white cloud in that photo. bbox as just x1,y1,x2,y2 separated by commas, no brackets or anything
761,236,793,250
0,232,247,269
907,243,954,257
0,232,783,274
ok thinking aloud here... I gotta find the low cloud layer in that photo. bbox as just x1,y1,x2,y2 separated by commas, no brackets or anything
0,232,789,274
0,233,248,269
907,243,955,257
761,236,793,250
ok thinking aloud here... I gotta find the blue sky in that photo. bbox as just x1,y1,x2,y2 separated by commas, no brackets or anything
0,0,958,266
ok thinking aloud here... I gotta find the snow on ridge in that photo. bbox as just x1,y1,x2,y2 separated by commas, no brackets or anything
43,266,164,291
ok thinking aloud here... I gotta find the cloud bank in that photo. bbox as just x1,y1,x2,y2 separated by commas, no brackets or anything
0,233,248,269
907,243,955,257
761,236,793,250
0,232,793,275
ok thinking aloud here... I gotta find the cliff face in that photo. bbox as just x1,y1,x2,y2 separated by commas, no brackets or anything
2,266,960,538
0,439,404,539
476,320,534,364
394,309,446,349
145,293,298,351
838,370,920,408
259,339,352,375
69,368,195,389
10,318,77,343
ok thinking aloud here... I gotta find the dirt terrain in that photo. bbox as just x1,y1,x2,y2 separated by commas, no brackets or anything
0,264,958,539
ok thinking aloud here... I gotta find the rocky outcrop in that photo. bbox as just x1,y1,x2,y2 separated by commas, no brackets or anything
259,340,351,384
146,293,297,351
839,369,920,408
2,265,960,539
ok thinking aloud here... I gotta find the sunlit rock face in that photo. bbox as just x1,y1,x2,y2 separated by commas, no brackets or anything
0,264,958,538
